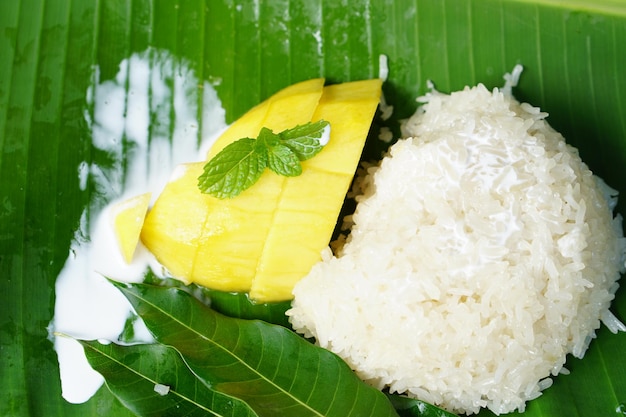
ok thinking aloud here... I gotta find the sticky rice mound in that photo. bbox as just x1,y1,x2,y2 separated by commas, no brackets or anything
287,79,626,415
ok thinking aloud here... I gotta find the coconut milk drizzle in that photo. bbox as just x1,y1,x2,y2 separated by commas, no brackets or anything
49,48,227,404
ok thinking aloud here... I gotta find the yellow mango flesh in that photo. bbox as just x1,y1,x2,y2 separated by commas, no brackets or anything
207,78,326,158
141,162,279,290
250,79,383,301
141,78,382,301
141,78,325,291
111,192,152,263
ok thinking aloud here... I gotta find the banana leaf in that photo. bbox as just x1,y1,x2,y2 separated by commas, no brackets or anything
1,0,625,416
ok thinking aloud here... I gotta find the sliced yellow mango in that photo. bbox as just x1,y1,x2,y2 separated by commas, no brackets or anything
250,79,383,301
140,78,382,302
139,165,207,281
207,78,325,158
250,170,349,301
304,80,385,175
111,192,152,263
141,78,325,290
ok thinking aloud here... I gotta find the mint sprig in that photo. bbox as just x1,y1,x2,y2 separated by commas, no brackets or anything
280,120,330,160
198,120,329,198
197,138,268,199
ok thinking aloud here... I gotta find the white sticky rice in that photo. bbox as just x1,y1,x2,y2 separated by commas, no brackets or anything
287,71,626,415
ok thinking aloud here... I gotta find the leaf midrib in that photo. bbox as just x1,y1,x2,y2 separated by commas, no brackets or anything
124,287,326,417
80,340,222,417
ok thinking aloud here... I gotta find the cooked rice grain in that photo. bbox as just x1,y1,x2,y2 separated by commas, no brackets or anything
288,81,626,415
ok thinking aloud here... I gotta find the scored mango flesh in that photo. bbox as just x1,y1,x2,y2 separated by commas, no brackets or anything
141,78,382,301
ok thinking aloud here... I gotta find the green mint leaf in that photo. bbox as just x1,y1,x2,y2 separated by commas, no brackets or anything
280,119,329,141
281,136,324,161
267,143,302,177
257,126,280,148
198,138,268,198
198,121,329,198
257,126,303,177
279,119,329,160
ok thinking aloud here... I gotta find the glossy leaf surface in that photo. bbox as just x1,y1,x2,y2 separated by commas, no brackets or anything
80,339,258,417
143,273,293,328
115,282,399,417
389,395,458,417
2,1,626,416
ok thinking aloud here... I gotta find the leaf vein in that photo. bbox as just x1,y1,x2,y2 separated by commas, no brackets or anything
125,288,325,417
81,341,221,416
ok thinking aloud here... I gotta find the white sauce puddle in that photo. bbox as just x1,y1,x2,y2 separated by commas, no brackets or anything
49,48,227,404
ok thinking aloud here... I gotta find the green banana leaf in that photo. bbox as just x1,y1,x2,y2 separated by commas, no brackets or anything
1,0,625,416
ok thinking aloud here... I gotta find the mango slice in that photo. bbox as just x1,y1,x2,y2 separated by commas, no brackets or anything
140,78,382,301
251,79,383,301
111,192,152,263
207,78,326,158
141,79,325,291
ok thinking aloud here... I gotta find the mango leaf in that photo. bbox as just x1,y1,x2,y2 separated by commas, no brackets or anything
113,281,400,417
79,339,258,417
202,289,292,328
143,272,292,328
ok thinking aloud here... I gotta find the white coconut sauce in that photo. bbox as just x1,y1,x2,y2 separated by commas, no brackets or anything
49,48,227,404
